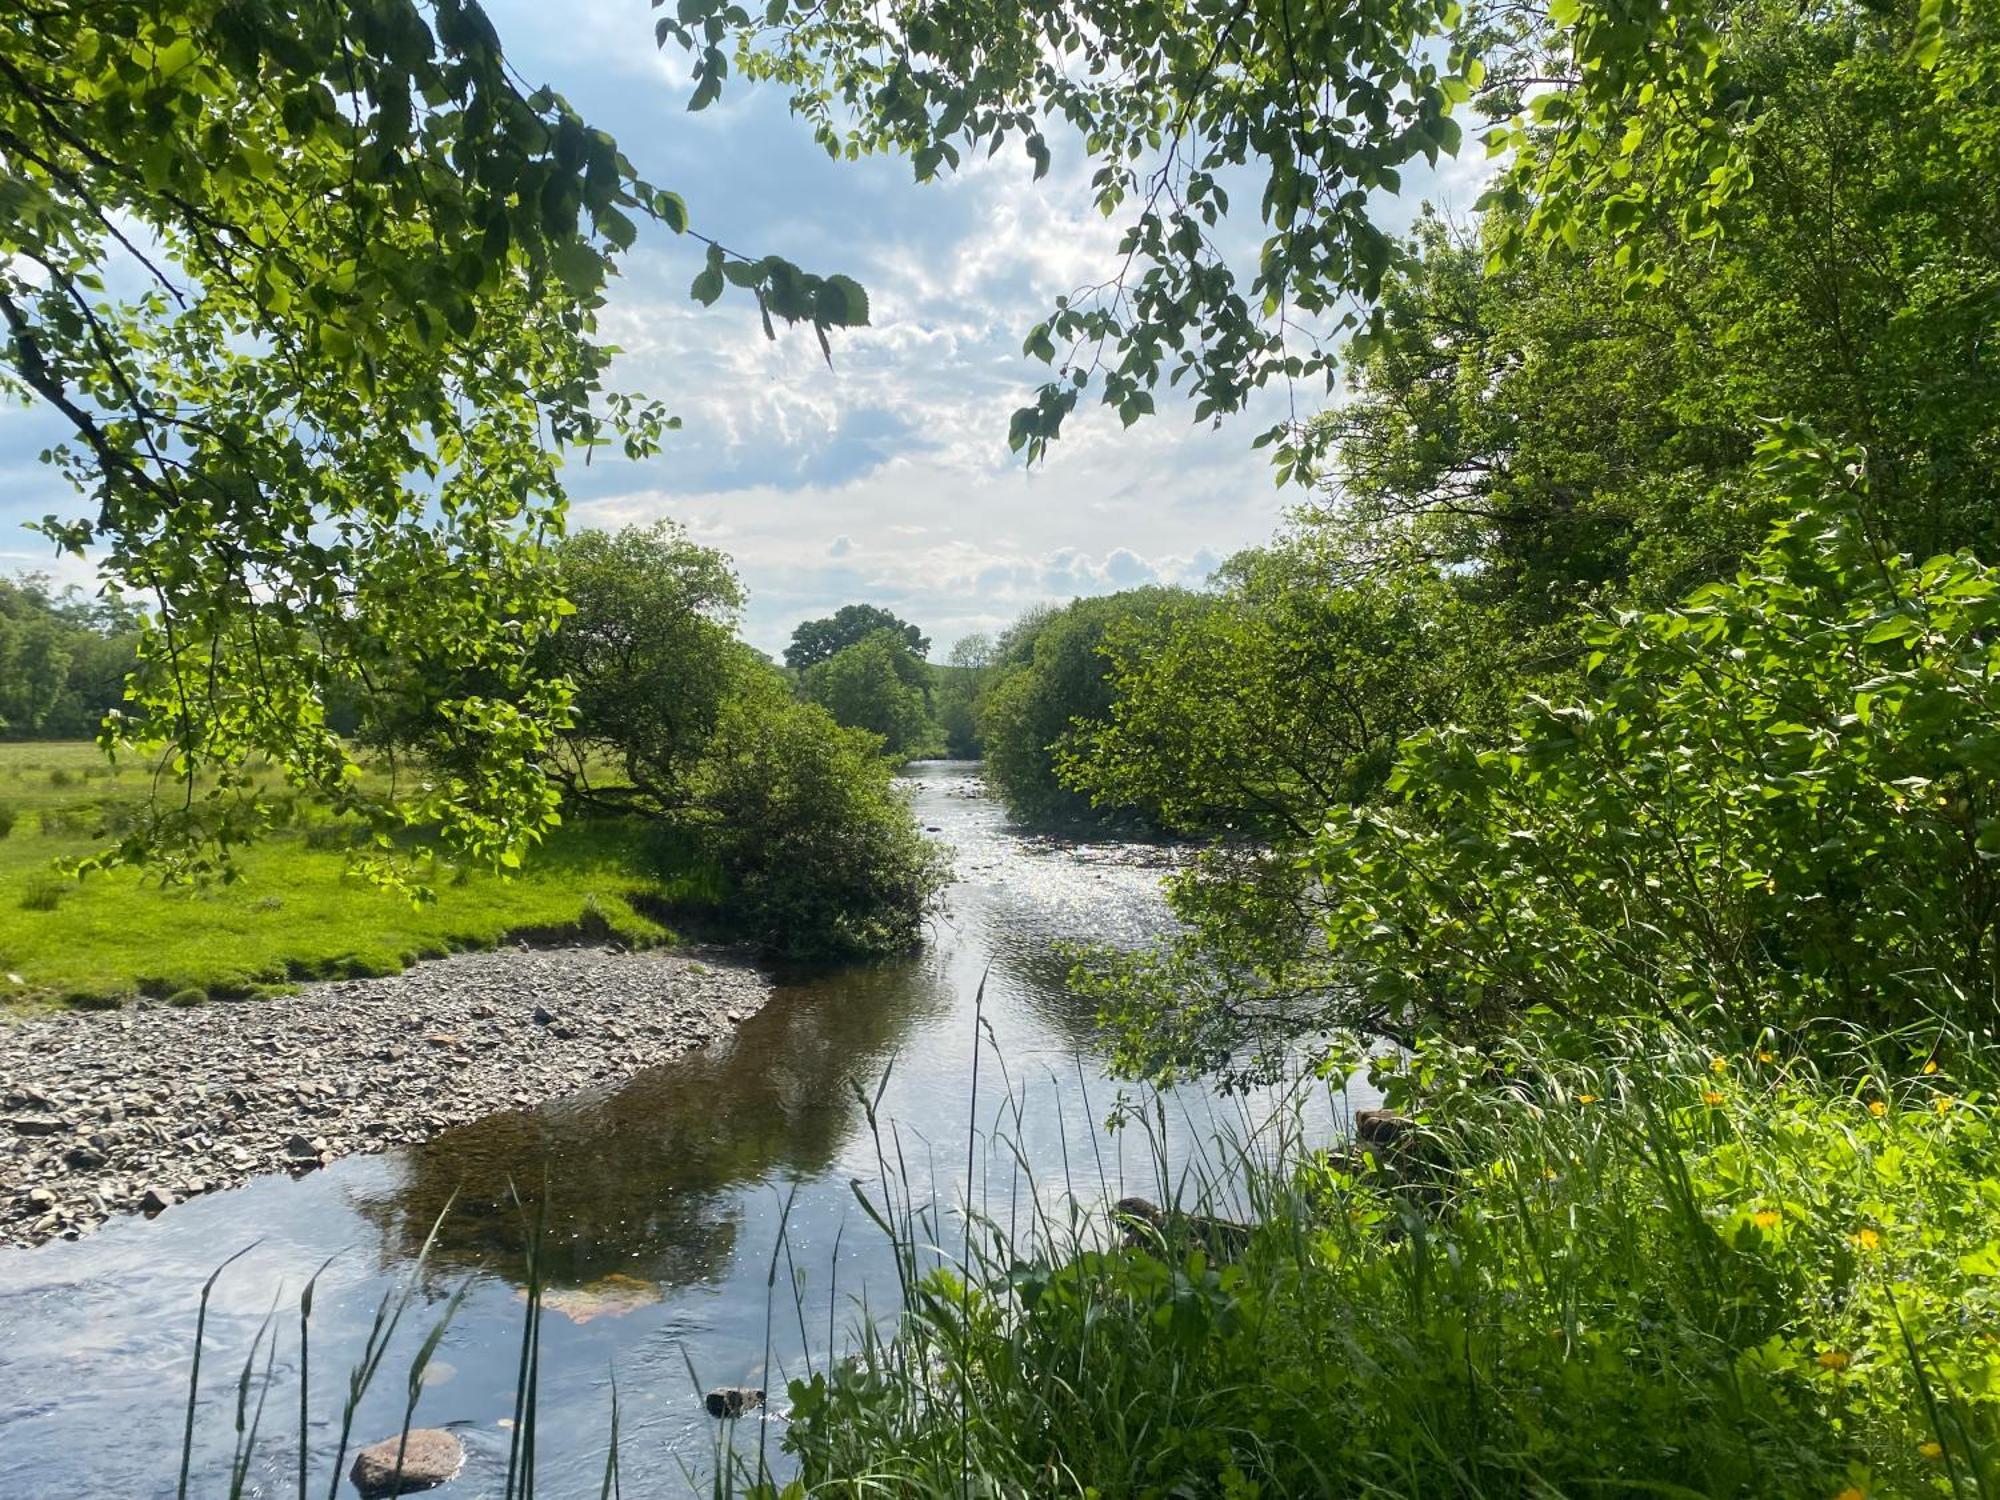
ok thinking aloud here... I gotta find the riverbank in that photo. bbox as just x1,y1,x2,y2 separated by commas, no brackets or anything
0,742,720,1012
0,944,769,1249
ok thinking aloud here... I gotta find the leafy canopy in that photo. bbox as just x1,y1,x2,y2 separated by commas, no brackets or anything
0,0,867,884
655,0,1972,477
537,522,746,813
784,603,930,671
798,628,943,759
1096,433,2000,1084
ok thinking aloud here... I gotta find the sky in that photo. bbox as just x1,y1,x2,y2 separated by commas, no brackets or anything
0,1,1487,660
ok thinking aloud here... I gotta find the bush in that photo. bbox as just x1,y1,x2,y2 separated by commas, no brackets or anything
695,677,948,959
0,802,18,839
1099,437,2000,1082
772,1024,2000,1498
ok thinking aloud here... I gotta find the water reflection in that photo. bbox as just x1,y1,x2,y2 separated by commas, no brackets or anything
351,956,949,1290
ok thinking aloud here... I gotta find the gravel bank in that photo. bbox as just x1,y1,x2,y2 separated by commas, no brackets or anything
0,944,769,1250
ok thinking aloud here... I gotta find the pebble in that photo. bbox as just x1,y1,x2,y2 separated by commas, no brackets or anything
0,946,768,1250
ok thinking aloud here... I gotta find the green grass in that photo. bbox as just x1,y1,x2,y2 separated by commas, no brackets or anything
756,1024,2000,1499
0,742,709,1012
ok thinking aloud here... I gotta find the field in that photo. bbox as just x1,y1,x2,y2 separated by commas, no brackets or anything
0,742,705,1013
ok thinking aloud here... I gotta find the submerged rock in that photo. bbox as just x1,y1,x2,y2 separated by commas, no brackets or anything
348,1428,464,1497
704,1386,764,1420
530,1272,663,1325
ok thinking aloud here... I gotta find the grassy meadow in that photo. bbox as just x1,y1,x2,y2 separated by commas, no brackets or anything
0,742,706,1013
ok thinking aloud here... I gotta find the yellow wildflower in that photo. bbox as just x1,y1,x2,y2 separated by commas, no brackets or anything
1756,1049,1778,1064
1920,1441,1944,1460
1853,1226,1883,1251
1752,1209,1781,1230
1577,1093,1600,1105
1835,1488,1866,1500
1702,1090,1726,1106
1923,1059,1940,1076
1868,1099,1888,1118
1935,1096,1954,1117
1817,1349,1851,1371
1710,1056,1729,1075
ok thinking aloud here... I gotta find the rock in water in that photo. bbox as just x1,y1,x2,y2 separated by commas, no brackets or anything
348,1429,464,1497
704,1386,764,1419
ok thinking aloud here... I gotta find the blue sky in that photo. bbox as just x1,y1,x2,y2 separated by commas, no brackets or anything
0,1,1487,659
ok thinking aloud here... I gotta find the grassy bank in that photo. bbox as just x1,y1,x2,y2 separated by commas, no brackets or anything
763,1026,1999,1498
0,743,711,1012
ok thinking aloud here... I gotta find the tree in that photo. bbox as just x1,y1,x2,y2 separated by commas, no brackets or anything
980,588,1188,826
798,628,942,759
1092,434,2000,1083
0,575,140,738
2,2,867,884
1067,541,1473,836
933,632,996,759
1319,8,2000,652
784,604,930,670
537,522,746,812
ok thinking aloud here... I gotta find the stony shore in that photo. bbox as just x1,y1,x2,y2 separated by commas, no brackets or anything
0,944,770,1250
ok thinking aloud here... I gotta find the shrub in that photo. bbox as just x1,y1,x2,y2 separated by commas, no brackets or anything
694,677,948,959
1100,436,2000,1081
45,767,73,789
37,806,83,838
0,802,18,839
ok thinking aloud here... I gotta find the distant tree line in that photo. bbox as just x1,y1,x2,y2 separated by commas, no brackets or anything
0,577,140,741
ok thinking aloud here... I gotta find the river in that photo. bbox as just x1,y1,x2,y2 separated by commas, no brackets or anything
0,762,1374,1496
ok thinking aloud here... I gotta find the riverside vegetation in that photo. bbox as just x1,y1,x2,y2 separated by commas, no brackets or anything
6,0,2000,1497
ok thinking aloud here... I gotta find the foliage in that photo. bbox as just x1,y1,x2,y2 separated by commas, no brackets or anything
1,1,867,885
931,633,995,759
0,575,140,740
693,673,948,960
769,1025,2000,1499
784,604,929,671
1324,4,2000,658
1311,438,2000,1048
536,522,746,811
978,588,1189,826
1066,540,1473,836
1092,434,2000,1088
657,0,1984,481
799,628,943,761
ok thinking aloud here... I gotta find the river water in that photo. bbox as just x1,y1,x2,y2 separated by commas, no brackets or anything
0,763,1373,1497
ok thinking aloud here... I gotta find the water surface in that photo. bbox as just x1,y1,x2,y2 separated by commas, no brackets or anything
0,763,1372,1496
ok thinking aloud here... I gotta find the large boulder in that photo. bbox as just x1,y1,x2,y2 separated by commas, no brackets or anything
348,1428,464,1497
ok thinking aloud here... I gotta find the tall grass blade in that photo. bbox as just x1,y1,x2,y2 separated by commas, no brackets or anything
178,1239,261,1500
